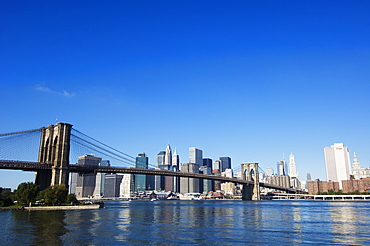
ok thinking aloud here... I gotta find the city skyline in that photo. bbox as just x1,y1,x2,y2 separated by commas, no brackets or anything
1,1,370,189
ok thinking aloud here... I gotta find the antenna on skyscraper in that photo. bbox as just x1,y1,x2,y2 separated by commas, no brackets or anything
282,152,285,161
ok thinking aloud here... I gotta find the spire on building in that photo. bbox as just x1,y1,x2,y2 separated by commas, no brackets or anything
164,144,172,166
289,153,298,178
352,152,361,169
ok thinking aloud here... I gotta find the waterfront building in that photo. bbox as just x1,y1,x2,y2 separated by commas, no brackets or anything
265,175,290,188
351,153,370,180
199,166,213,193
120,173,135,198
135,153,149,192
307,179,340,195
74,154,102,198
220,157,231,172
104,174,123,198
342,178,370,193
93,160,110,198
221,182,236,195
180,163,200,194
189,147,203,166
324,143,351,189
203,158,213,169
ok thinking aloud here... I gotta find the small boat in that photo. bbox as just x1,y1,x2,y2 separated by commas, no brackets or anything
150,198,157,201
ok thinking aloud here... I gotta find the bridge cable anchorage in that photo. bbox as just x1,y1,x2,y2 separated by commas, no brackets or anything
70,139,136,167
0,128,41,137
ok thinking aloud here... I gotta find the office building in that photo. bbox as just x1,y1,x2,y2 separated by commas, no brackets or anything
203,158,213,169
199,166,213,193
93,160,110,198
74,154,101,198
164,144,172,166
289,153,298,178
324,143,351,189
265,166,274,176
155,151,166,190
189,147,203,166
104,174,123,198
220,157,231,172
276,160,287,176
172,148,180,168
135,153,149,192
120,173,135,198
213,160,221,173
180,163,200,194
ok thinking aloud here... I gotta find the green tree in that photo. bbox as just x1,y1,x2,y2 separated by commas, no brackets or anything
15,182,39,206
39,185,68,205
66,193,79,205
0,188,14,207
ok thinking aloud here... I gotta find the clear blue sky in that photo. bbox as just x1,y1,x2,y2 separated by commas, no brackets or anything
1,1,370,190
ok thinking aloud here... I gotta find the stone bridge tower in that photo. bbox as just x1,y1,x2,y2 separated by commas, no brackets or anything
241,163,260,200
35,123,72,190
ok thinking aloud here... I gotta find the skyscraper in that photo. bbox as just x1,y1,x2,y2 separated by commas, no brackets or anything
324,143,351,189
189,147,203,166
277,160,287,176
172,148,180,168
180,163,200,194
289,153,298,178
164,144,172,166
220,157,231,172
74,154,102,198
135,153,149,192
203,158,213,169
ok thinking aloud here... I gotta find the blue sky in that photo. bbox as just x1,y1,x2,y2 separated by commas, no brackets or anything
1,1,370,190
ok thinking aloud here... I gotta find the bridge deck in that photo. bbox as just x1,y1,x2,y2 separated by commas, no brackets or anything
0,160,299,193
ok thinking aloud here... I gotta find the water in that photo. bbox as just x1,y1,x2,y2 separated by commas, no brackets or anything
1,200,370,245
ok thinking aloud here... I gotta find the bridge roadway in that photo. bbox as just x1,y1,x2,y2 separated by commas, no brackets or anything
0,160,299,193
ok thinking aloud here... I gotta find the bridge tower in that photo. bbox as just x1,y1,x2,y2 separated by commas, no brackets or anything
241,163,260,200
35,123,72,190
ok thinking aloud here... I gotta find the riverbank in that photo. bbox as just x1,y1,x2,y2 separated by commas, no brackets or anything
24,204,103,210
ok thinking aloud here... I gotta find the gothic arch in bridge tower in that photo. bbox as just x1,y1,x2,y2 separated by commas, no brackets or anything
35,123,72,190
241,163,260,200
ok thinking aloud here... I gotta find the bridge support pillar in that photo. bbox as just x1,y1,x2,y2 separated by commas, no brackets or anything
35,123,72,190
241,163,260,200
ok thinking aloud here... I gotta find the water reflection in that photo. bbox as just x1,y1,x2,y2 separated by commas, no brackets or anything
11,210,67,245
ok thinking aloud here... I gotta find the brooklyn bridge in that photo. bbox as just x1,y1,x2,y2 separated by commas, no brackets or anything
0,123,300,200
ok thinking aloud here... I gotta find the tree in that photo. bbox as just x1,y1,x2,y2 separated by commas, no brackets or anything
66,193,79,205
14,182,39,206
0,188,13,207
39,184,68,205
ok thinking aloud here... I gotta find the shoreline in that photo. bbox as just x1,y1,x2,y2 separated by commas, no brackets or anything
24,204,102,210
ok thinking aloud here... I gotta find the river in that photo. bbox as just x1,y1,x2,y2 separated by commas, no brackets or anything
1,200,370,245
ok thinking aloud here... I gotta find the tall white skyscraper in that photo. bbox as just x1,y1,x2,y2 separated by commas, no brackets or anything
172,148,180,167
189,147,203,166
324,143,351,189
289,153,298,178
164,144,172,166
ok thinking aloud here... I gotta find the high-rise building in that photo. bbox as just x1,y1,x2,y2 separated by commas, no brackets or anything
199,166,213,193
164,144,172,166
172,148,180,168
104,174,123,198
220,157,231,172
265,166,274,176
324,143,351,189
289,153,298,178
180,163,200,194
73,154,102,198
213,160,221,173
306,173,312,181
203,158,213,169
276,161,287,176
189,147,203,166
93,160,110,198
135,153,149,192
155,151,166,190
120,173,135,198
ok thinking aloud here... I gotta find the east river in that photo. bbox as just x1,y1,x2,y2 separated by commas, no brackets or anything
1,200,370,245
